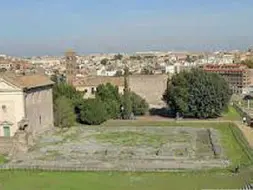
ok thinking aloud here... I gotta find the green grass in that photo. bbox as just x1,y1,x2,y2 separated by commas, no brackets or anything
101,120,251,167
93,131,190,148
222,106,241,121
0,170,252,190
0,155,7,164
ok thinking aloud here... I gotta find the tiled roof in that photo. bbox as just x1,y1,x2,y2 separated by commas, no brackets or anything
2,73,54,89
74,76,124,87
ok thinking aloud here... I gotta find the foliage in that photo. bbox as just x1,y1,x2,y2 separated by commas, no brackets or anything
130,55,142,60
0,155,7,163
79,99,108,125
240,59,253,68
113,54,123,60
50,74,66,84
95,83,121,119
53,82,83,106
122,67,132,119
54,96,76,128
96,83,121,102
0,68,7,72
130,92,149,115
163,69,231,118
100,58,109,65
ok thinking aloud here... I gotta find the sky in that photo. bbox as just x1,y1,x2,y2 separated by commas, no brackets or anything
0,0,253,56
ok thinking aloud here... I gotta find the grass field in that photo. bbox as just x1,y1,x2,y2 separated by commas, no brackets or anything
0,170,253,190
0,120,252,190
0,155,5,164
222,106,241,121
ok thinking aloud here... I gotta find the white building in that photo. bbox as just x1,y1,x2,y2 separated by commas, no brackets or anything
0,74,54,136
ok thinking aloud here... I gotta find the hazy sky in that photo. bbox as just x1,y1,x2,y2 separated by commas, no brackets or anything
0,0,253,56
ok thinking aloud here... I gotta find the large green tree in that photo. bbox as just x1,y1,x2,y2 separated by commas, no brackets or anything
54,96,76,128
163,69,231,118
79,99,108,125
95,83,121,119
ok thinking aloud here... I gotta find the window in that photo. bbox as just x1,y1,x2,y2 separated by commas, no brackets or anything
91,87,96,94
84,89,88,93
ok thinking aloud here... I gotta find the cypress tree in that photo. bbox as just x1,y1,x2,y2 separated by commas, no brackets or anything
123,67,132,119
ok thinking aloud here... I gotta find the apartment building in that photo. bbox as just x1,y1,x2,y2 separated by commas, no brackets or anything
203,64,250,94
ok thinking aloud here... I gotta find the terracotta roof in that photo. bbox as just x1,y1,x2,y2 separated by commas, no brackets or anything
75,76,124,87
2,74,54,89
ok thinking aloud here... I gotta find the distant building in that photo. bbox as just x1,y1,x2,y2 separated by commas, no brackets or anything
0,74,54,137
74,76,124,99
203,64,250,94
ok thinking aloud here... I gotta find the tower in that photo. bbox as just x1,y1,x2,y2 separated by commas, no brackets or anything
65,49,77,85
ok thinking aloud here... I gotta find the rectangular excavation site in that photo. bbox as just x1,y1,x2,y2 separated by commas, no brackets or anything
7,126,229,171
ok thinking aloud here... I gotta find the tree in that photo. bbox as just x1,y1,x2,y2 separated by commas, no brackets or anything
53,83,83,104
163,69,231,118
100,58,109,65
240,59,253,68
114,54,123,60
54,96,76,128
79,99,108,125
0,68,7,73
52,82,84,122
185,55,192,63
95,83,121,119
130,92,149,115
122,67,132,119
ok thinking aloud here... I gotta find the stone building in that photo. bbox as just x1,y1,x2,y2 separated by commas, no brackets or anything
0,74,54,137
74,76,124,99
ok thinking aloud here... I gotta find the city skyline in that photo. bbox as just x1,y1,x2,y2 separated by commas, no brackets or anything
0,0,253,56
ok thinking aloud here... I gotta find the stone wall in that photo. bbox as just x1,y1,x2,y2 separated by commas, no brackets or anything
129,75,168,108
0,137,13,155
25,85,54,136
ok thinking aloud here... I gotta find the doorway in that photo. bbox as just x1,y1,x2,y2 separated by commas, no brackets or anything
3,125,10,137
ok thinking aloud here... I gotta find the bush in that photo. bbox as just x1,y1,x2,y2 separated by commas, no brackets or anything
95,83,121,119
54,96,76,128
79,99,108,125
130,92,149,115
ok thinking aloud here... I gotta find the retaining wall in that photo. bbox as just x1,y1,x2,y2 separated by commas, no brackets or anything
0,137,13,155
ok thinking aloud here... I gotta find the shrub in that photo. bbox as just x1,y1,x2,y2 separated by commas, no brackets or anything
54,96,76,128
79,99,108,125
130,92,149,115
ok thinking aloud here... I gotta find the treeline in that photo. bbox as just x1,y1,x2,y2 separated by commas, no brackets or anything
52,77,149,127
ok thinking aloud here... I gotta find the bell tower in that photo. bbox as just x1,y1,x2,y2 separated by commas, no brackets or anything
65,49,77,85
